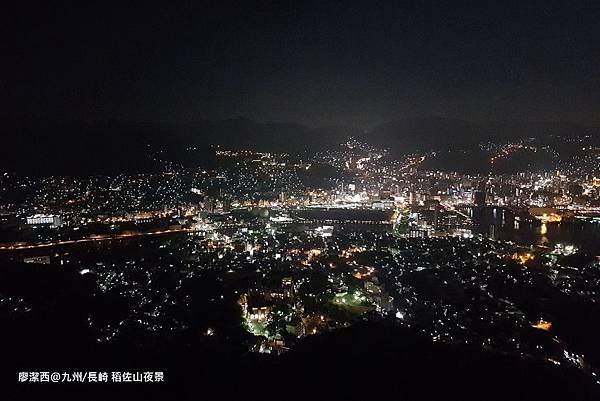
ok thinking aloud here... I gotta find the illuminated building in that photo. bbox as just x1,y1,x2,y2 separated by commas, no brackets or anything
25,214,63,228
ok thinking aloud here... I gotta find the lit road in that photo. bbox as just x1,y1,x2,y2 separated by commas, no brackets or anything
0,228,196,251
399,155,426,172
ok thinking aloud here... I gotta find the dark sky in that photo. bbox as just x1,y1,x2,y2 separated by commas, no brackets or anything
4,0,600,127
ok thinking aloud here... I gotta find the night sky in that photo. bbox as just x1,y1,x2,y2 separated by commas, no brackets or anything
4,1,600,127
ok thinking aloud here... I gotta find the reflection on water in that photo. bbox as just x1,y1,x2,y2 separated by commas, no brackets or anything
540,222,547,236
467,207,600,251
540,223,548,246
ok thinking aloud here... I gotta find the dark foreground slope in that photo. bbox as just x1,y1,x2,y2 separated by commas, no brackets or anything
2,320,597,401
0,261,597,401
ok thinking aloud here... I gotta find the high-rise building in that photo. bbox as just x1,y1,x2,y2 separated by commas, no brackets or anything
473,190,487,207
203,197,216,213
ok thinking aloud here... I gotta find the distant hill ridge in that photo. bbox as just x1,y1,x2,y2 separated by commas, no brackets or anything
1,115,597,175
